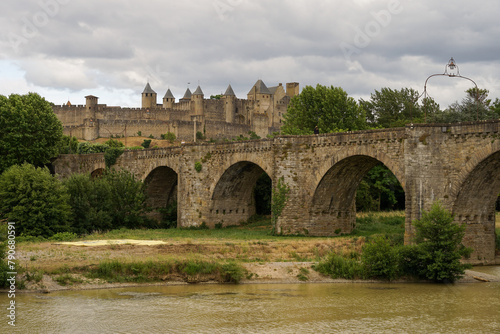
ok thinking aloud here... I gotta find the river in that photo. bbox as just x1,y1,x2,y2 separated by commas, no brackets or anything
2,268,500,333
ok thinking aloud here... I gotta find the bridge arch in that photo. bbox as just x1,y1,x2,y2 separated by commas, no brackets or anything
450,147,500,264
144,166,178,224
91,168,105,178
309,153,404,236
209,160,271,227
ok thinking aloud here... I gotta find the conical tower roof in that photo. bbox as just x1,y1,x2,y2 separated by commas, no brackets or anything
248,79,271,95
142,82,156,94
182,88,192,99
224,84,236,96
163,89,174,99
192,85,204,95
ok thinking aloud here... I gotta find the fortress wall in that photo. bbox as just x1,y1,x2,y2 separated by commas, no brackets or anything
204,99,224,120
169,109,191,122
251,113,271,138
204,120,251,140
53,106,86,126
98,119,170,139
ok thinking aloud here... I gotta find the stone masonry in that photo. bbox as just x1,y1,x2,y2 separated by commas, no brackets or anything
53,80,299,142
53,120,500,265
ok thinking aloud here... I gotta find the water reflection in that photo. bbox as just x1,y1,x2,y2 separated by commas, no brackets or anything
2,281,500,333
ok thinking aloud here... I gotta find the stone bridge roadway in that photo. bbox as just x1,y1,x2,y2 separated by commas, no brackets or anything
53,121,500,264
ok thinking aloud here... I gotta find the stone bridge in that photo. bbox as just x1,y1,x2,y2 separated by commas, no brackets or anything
53,121,500,264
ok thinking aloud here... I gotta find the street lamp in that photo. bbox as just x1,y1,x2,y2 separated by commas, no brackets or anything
422,57,479,121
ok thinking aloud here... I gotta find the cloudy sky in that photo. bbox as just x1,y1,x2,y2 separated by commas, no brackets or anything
1,0,499,109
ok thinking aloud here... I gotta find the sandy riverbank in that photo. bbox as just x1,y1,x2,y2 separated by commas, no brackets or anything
6,238,500,293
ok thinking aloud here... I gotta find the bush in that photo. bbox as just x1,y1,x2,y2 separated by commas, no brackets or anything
161,132,176,143
361,236,400,280
194,161,202,172
58,135,79,154
196,131,205,140
0,163,72,238
410,201,473,282
141,139,152,149
77,142,109,154
314,251,365,279
104,147,124,168
104,138,124,148
64,174,113,234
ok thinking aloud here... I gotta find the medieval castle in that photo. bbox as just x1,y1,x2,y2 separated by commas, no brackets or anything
53,80,299,141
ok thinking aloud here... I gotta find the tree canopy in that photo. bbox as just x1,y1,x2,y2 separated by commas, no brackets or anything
360,87,423,128
281,84,367,135
0,92,63,174
0,163,72,238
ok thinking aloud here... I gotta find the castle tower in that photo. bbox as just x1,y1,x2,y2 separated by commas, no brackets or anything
222,84,236,123
192,85,204,115
162,89,175,109
248,79,272,114
142,82,157,109
286,82,300,98
180,88,192,102
84,95,99,140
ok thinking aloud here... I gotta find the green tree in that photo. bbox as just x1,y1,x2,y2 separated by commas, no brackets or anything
410,201,472,282
0,163,72,238
432,88,496,123
282,84,367,135
0,93,63,174
103,169,149,229
356,165,404,212
64,174,113,234
360,87,423,128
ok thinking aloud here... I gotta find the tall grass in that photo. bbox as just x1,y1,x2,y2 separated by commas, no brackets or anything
85,258,246,283
352,211,405,245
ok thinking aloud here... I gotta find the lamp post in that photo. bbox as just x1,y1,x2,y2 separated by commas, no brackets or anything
422,57,479,122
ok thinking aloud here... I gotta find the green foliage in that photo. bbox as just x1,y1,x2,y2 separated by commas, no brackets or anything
161,132,176,143
148,134,154,139
58,135,79,154
352,213,405,246
356,165,404,212
141,139,152,149
77,142,109,154
64,169,150,234
210,94,222,99
0,163,72,238
248,131,261,140
196,131,205,140
87,259,245,283
411,201,473,282
64,173,113,234
104,138,125,148
137,131,142,136
360,87,422,128
271,176,290,234
430,88,497,123
0,93,64,174
361,236,400,280
282,84,367,135
102,169,150,229
194,161,202,172
314,251,365,279
104,147,124,168
49,232,78,241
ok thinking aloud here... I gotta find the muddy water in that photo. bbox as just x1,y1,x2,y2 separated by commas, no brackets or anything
2,278,500,334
